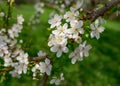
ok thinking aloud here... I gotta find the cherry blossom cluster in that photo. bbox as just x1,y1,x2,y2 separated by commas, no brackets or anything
0,15,29,78
28,2,44,29
48,7,105,64
32,51,52,78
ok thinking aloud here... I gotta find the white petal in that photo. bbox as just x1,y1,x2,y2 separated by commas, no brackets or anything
77,20,83,28
52,30,59,35
45,58,50,64
90,31,95,38
95,33,100,39
63,23,68,29
46,69,50,76
63,47,68,53
50,79,55,84
57,51,62,57
84,52,89,57
50,46,58,52
71,58,77,64
50,24,55,28
86,45,92,50
90,24,95,30
98,27,105,33
95,19,99,28
55,79,60,85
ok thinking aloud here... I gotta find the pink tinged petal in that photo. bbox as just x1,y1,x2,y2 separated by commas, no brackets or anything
71,58,77,64
50,46,58,52
57,51,62,57
90,24,95,30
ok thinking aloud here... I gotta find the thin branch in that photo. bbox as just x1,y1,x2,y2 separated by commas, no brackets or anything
29,55,49,62
88,0,120,22
38,74,48,86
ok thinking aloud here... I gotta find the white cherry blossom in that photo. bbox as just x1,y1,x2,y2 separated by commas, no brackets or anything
90,20,105,39
50,41,68,57
13,63,28,74
79,41,92,57
69,47,83,64
39,58,52,76
16,51,29,65
52,23,68,36
4,57,13,67
50,73,64,85
17,15,24,24
32,64,41,77
48,14,62,28
38,50,46,57
64,7,79,22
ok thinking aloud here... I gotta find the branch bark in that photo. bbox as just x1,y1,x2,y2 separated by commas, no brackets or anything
38,74,48,86
88,0,120,22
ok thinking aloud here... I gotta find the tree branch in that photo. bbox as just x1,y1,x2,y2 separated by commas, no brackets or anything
29,55,49,62
38,74,48,86
88,0,120,22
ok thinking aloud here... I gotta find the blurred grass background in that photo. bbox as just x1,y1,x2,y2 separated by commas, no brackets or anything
0,4,120,86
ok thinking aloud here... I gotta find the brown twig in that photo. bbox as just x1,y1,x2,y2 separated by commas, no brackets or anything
38,74,48,86
88,0,120,22
29,56,47,62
